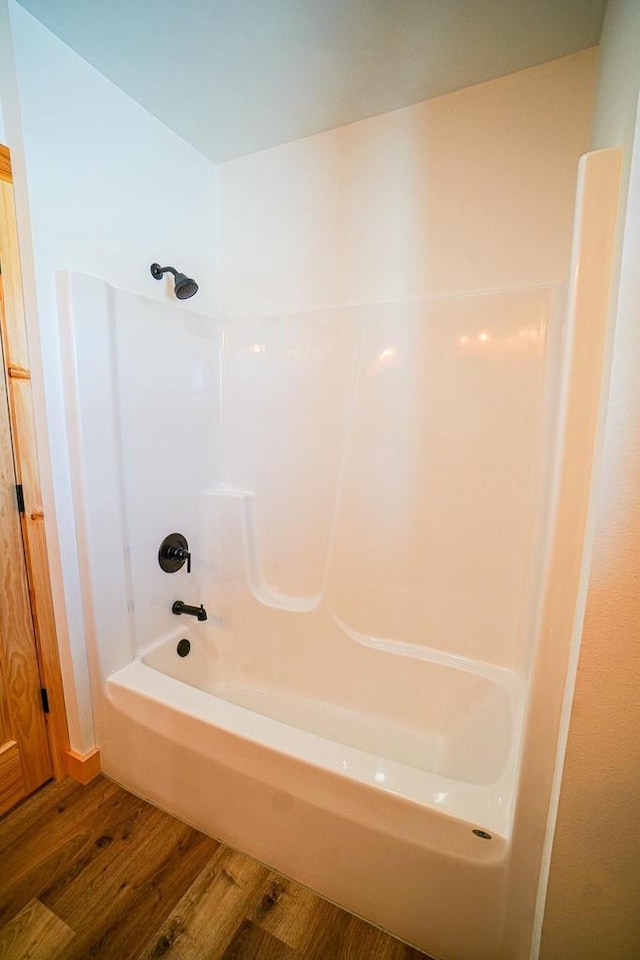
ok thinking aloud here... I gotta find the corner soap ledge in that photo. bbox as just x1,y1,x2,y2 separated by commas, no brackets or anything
199,487,322,612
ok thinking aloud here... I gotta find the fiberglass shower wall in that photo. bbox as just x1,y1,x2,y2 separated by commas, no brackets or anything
211,50,595,682
217,290,559,676
96,284,221,657
81,277,558,690
80,275,553,763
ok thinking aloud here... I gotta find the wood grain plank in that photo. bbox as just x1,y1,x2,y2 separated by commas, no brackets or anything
250,875,352,960
251,874,323,951
34,787,164,915
22,517,69,779
0,146,10,184
0,776,79,857
0,777,123,926
6,375,41,512
42,794,219,960
0,743,25,817
0,177,69,781
221,920,294,960
294,896,351,960
4,351,69,779
0,639,14,748
0,181,29,366
339,915,429,960
137,846,271,960
0,311,52,795
0,898,74,960
69,825,217,960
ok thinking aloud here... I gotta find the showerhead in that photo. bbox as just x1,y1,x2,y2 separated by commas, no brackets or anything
173,273,199,300
150,263,199,300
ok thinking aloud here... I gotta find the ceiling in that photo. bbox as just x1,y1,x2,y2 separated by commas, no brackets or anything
15,0,607,163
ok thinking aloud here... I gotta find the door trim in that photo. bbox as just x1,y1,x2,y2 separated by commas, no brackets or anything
0,142,71,781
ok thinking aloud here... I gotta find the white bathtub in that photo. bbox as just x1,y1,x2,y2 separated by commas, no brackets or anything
102,625,522,958
131,626,521,838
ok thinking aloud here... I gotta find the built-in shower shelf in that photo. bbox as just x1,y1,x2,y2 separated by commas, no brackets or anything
200,487,322,611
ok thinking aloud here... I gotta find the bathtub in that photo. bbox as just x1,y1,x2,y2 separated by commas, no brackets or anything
102,625,522,959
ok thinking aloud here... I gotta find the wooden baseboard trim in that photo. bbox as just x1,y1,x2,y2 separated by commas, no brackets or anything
66,748,101,785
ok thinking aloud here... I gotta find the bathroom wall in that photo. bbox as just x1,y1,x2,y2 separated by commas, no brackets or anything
0,2,12,145
6,1,218,752
217,49,596,315
541,1,640,957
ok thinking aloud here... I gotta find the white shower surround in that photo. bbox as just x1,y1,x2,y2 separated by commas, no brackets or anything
60,131,619,960
62,261,560,958
60,144,621,959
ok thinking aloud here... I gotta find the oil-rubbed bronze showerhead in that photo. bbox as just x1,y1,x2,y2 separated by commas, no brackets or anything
150,263,199,300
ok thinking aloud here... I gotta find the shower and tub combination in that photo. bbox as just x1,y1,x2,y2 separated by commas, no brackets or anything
61,148,620,960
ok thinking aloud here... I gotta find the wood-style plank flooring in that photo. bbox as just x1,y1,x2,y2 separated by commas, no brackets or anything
0,776,432,960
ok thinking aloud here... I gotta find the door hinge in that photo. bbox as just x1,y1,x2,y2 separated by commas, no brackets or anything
15,483,25,514
40,688,50,713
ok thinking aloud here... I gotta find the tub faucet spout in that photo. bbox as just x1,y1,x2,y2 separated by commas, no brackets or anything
172,600,207,621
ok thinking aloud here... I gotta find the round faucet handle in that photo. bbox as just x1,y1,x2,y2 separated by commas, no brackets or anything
159,533,191,573
166,545,191,572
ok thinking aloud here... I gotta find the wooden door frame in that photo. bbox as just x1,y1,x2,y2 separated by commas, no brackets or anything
0,142,71,782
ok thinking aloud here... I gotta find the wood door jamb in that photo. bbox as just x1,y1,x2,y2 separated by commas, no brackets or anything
0,141,71,780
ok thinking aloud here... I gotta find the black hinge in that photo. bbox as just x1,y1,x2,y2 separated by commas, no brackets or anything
15,483,25,514
40,688,50,713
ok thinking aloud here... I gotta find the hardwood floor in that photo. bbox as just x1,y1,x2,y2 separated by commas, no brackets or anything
0,776,432,960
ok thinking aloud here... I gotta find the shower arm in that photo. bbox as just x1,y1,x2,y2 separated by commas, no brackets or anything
150,264,178,281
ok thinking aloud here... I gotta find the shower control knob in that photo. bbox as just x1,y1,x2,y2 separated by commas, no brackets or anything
158,533,191,574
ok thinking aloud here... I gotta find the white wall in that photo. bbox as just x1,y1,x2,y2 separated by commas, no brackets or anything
7,1,218,752
0,1,13,145
217,49,596,315
542,1,640,957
